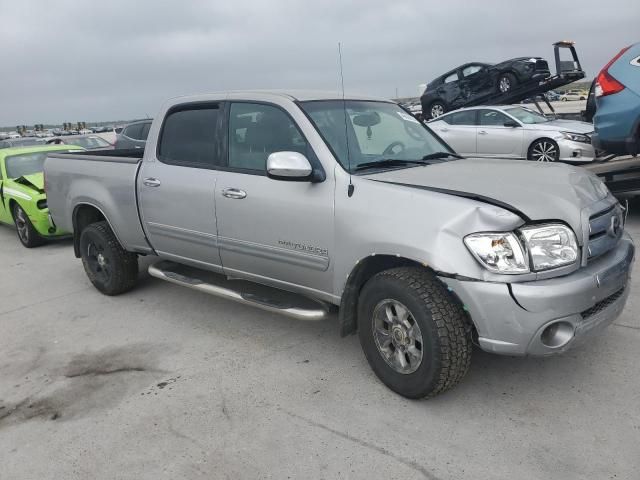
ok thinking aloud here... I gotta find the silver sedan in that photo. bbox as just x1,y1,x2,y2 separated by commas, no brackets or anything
428,105,596,162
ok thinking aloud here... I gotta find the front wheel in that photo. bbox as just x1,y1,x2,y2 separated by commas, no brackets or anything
79,221,138,295
497,72,517,93
528,138,560,162
358,267,472,399
12,203,44,248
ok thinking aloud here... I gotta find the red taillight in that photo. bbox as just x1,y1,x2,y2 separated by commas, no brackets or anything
595,46,631,98
595,70,625,97
44,170,48,193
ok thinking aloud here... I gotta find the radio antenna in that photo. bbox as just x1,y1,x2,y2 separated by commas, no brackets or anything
338,42,354,197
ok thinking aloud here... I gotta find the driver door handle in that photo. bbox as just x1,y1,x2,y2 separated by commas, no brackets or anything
478,130,488,135
439,127,449,132
143,177,161,187
222,188,247,199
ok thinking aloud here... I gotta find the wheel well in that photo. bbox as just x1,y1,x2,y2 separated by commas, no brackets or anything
338,255,424,337
8,198,18,215
72,204,106,257
527,137,557,159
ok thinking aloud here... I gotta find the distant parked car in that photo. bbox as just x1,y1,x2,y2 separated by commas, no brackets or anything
593,43,640,155
0,137,45,149
0,144,83,247
421,57,551,119
428,105,595,162
47,134,114,150
560,90,586,101
115,120,152,149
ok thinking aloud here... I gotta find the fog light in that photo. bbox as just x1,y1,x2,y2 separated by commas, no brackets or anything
540,321,574,348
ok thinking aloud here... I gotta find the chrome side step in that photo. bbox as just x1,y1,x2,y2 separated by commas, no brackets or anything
148,261,330,321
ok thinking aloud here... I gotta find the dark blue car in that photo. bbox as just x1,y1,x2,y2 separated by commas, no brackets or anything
593,43,640,155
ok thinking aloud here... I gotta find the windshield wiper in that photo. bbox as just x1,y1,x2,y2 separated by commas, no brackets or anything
354,159,426,172
421,152,464,160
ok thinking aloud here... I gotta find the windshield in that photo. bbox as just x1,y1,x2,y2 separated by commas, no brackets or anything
504,107,550,124
301,100,454,172
5,151,48,178
66,136,110,149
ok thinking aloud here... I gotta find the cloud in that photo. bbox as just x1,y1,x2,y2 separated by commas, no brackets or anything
0,0,637,125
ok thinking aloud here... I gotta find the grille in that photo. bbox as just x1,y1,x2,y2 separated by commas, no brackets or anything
587,205,623,261
581,288,625,319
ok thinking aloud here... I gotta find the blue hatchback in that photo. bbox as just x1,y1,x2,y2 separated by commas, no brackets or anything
592,43,640,155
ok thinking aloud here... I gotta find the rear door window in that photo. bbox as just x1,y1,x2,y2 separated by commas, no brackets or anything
158,105,220,168
124,123,143,140
141,122,151,140
444,72,458,84
443,110,477,126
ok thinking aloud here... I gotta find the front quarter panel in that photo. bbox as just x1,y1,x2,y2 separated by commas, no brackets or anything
332,168,526,296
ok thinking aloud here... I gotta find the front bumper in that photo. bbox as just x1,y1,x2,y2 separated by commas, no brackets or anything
557,137,596,162
440,234,634,356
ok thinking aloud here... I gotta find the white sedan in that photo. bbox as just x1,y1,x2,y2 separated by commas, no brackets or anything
427,105,596,162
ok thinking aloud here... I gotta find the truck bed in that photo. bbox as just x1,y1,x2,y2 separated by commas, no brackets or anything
45,150,152,254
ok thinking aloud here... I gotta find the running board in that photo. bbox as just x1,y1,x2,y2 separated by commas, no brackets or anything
148,261,330,321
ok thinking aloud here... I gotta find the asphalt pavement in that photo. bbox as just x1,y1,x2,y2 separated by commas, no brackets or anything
0,198,638,480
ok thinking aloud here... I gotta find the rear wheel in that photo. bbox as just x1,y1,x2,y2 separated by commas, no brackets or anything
79,221,138,295
358,267,472,399
497,72,517,93
528,138,560,162
12,203,44,248
428,101,446,119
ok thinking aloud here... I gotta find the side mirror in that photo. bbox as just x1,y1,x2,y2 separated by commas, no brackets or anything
503,120,520,128
267,151,313,181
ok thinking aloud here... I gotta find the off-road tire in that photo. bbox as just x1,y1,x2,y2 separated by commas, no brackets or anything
79,221,138,295
358,267,472,399
12,203,45,248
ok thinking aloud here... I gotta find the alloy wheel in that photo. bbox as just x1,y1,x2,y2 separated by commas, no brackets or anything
372,299,424,374
14,207,29,243
499,77,512,93
430,103,444,118
532,141,557,162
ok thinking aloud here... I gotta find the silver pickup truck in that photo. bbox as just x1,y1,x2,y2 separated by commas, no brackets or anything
45,91,635,398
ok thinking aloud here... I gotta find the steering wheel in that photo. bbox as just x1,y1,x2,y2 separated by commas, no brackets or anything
382,141,406,156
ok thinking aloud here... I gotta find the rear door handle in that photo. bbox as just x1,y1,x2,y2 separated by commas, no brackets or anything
478,130,488,135
222,188,247,199
143,177,161,187
439,128,449,132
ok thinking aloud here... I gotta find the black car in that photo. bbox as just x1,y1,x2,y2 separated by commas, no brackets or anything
421,57,551,119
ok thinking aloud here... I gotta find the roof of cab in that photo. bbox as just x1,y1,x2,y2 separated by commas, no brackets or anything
169,89,390,103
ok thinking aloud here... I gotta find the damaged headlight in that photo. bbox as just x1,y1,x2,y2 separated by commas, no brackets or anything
464,233,529,274
465,224,578,274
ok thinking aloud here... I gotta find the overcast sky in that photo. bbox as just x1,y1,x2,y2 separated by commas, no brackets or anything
0,0,638,125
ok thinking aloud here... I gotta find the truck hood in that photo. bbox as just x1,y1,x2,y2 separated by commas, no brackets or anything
362,158,608,237
13,173,45,193
530,119,594,134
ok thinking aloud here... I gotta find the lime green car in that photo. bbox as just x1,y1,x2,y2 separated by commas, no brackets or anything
0,144,83,247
